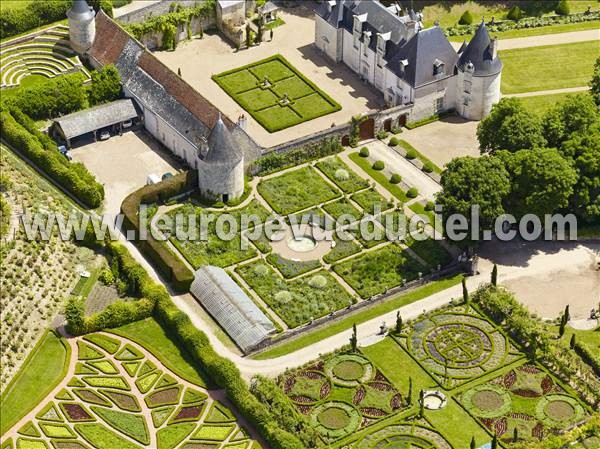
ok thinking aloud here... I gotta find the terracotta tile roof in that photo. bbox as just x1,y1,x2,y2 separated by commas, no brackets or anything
138,52,234,130
88,10,129,65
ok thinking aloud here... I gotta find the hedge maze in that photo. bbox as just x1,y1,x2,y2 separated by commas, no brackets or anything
4,333,260,449
212,54,341,132
460,364,587,443
279,352,405,444
1,26,90,88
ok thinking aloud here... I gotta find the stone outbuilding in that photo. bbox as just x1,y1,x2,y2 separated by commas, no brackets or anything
197,114,245,202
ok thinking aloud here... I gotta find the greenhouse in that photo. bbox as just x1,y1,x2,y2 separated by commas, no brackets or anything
190,266,276,353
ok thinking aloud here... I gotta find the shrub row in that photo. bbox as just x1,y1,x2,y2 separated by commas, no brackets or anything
251,136,342,175
120,171,196,291
574,341,600,377
0,107,104,208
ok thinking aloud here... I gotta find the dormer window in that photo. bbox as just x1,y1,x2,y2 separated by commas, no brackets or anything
363,31,371,55
433,59,445,76
399,59,408,77
353,14,366,49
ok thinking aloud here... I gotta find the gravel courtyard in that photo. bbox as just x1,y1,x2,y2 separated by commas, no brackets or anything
154,5,384,148
70,130,182,215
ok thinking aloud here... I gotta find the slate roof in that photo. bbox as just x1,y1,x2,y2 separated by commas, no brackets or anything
458,22,502,76
67,0,95,21
205,115,243,164
190,266,275,353
53,99,137,140
259,0,278,14
87,11,260,158
385,27,458,87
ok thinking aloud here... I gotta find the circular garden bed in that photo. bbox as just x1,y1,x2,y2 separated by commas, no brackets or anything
462,384,512,418
535,395,585,428
324,354,373,386
356,423,452,449
310,402,360,441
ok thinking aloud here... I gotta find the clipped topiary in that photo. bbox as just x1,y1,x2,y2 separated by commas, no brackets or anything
253,264,269,276
459,10,474,25
506,6,522,20
425,201,435,211
359,147,370,157
407,187,418,198
422,161,434,173
274,290,292,304
372,160,385,170
390,173,402,184
389,137,399,146
555,0,569,15
406,149,417,160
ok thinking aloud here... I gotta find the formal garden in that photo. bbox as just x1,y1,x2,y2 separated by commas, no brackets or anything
1,331,261,449
159,153,455,331
212,54,341,132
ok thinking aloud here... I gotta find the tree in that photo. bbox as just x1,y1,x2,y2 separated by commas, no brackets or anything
88,64,122,106
407,377,413,406
564,304,570,322
462,277,469,305
436,156,511,242
418,390,425,417
513,427,519,442
477,98,546,153
559,315,566,338
178,67,182,77
270,28,274,40
559,121,600,223
555,0,570,15
499,148,578,219
491,434,498,449
470,436,476,449
570,333,576,349
459,10,474,25
506,6,522,20
64,296,86,335
491,264,498,286
591,57,600,106
395,311,403,334
543,93,599,147
350,323,357,351
246,23,252,47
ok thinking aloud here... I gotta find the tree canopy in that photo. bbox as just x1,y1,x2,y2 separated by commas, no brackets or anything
89,65,122,106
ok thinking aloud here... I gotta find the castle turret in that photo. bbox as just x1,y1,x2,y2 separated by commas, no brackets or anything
67,0,96,55
455,21,502,120
197,115,245,202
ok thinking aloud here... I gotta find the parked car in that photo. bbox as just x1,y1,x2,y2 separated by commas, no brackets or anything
99,130,111,141
146,174,161,185
123,119,133,129
57,145,72,160
162,172,174,181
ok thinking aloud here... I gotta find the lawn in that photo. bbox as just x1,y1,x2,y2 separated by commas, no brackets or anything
0,330,69,434
236,262,354,328
500,40,600,94
334,243,428,298
212,54,341,132
519,92,572,114
348,152,410,203
252,274,463,359
108,318,211,388
257,166,340,214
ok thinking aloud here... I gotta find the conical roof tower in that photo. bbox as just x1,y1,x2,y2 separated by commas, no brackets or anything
458,21,502,76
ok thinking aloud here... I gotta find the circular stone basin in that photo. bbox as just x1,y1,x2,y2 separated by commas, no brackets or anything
332,360,365,381
317,406,350,429
287,235,317,253
422,391,447,410
545,400,575,421
472,390,505,412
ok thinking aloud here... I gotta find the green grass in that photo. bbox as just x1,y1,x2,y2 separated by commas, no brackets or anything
397,140,442,174
91,407,149,445
257,166,340,214
518,92,573,114
555,325,600,359
253,274,463,359
1,1,33,10
108,317,211,388
349,153,410,203
351,188,394,215
253,16,285,30
75,423,141,449
156,422,196,449
500,40,600,94
0,330,69,434
448,19,600,41
71,267,100,298
334,243,428,298
212,54,341,132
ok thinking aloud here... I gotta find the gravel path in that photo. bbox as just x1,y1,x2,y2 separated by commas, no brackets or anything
504,86,591,97
451,29,600,51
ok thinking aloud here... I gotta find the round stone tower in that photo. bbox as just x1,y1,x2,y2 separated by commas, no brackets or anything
67,0,96,55
455,21,502,120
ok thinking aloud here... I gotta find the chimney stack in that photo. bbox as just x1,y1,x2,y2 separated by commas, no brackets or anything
489,37,498,59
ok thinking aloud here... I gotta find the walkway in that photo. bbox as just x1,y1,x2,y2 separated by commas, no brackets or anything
504,86,591,97
451,28,600,51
